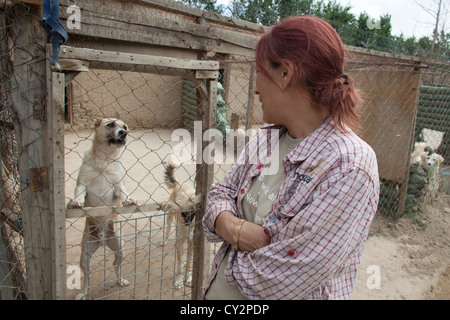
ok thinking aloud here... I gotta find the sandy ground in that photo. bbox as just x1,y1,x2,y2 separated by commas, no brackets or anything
352,194,450,300
64,128,450,300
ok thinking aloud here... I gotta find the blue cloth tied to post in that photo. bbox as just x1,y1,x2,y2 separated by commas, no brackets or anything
41,0,71,68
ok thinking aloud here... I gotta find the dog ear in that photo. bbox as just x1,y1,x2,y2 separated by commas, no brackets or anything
438,155,444,165
94,117,103,128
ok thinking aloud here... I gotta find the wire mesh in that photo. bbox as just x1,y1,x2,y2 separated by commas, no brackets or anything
64,63,211,300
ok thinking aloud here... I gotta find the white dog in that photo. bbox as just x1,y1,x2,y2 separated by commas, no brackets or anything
67,118,136,300
410,142,432,166
427,153,444,167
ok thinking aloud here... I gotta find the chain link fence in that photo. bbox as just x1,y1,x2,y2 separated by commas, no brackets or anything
1,0,449,300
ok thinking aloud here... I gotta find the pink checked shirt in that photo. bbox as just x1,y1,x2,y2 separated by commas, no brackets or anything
201,117,380,300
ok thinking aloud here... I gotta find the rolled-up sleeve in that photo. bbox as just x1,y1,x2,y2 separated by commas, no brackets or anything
203,163,245,242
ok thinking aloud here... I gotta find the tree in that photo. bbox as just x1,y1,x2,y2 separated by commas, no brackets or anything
315,0,355,25
242,0,278,25
228,0,248,20
278,0,317,19
415,0,449,58
176,0,224,14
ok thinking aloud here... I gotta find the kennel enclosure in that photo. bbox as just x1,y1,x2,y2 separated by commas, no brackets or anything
1,0,449,300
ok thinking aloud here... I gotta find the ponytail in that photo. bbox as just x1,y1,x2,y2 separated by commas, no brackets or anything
315,74,362,132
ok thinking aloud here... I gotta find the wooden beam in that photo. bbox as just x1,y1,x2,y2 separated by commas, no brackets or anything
87,61,188,77
137,0,267,33
59,1,260,57
45,66,67,300
65,194,204,219
59,45,219,71
1,0,42,5
191,79,217,300
58,59,89,72
11,4,50,299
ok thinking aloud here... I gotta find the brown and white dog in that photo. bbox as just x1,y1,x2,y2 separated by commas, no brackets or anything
162,163,197,289
67,118,136,300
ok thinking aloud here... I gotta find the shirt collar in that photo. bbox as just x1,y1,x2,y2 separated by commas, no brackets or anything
262,117,337,164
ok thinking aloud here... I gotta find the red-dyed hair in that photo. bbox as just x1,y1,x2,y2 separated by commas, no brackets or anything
255,16,361,132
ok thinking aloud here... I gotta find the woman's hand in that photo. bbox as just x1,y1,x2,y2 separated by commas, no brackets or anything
214,211,271,252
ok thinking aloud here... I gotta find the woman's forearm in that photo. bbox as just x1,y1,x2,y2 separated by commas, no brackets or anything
215,210,271,252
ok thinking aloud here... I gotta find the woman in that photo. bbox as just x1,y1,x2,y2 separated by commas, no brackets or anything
201,16,380,300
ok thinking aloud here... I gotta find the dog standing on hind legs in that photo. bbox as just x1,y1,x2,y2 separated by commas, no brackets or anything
162,163,197,289
67,118,137,300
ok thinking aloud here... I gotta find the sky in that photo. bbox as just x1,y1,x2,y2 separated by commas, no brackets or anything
216,0,448,39
338,0,446,39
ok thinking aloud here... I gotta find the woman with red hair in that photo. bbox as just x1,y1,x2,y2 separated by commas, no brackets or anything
202,16,380,300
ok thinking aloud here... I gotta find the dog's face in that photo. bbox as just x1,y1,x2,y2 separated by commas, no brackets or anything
94,118,129,148
427,153,444,166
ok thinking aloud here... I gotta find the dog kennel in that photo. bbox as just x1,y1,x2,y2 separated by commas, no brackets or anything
1,0,449,300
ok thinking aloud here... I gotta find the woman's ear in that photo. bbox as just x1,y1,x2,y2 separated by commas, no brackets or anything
280,62,294,90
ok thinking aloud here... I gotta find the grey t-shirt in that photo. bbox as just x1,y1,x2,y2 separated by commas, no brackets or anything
205,132,302,300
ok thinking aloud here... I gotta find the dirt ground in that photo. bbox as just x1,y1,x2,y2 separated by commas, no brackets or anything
64,128,450,300
352,194,450,300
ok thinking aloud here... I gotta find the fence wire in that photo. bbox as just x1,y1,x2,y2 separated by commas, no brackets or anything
1,1,449,300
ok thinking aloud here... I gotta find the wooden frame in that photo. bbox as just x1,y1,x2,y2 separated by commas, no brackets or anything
54,45,218,299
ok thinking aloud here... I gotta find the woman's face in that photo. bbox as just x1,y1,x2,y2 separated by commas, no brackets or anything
254,58,285,125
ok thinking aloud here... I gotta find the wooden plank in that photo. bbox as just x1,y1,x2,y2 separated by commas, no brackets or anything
10,4,50,299
196,70,219,79
0,0,42,5
60,2,258,50
62,0,266,35
58,59,89,72
59,1,259,57
65,194,204,219
191,79,217,300
88,61,188,77
347,45,422,64
59,45,219,71
245,63,256,134
139,0,266,32
46,65,67,300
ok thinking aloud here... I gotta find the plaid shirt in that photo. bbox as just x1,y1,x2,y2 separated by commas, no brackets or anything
201,117,379,300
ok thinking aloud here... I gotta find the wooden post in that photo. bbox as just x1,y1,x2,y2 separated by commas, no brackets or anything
245,63,255,136
11,4,51,299
45,46,67,299
192,77,217,300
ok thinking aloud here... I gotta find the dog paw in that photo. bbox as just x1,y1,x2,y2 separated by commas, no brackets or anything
174,275,184,289
119,277,130,287
122,198,137,206
173,274,192,289
67,199,83,209
185,274,193,288
75,293,88,300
